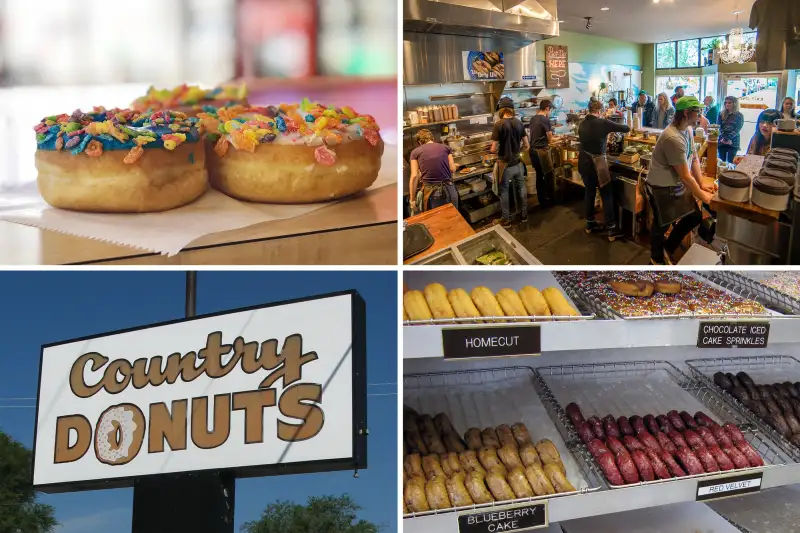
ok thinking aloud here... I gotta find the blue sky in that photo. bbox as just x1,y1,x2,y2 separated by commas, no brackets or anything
0,270,398,533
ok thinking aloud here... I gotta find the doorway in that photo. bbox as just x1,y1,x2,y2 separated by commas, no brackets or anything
722,74,780,154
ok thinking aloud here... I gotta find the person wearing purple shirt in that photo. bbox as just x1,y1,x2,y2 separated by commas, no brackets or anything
409,129,458,213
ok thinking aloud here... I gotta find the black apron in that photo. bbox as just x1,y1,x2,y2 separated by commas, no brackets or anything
646,182,698,227
583,151,612,188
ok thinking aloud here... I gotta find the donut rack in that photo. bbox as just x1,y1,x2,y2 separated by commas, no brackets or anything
695,271,800,316
686,355,800,461
532,360,792,490
553,271,778,321
403,366,604,519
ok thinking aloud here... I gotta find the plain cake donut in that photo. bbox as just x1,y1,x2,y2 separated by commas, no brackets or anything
34,108,208,213
197,100,384,204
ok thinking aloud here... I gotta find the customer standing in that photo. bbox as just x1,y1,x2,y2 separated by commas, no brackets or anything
528,99,556,208
578,100,631,240
704,96,719,125
408,129,458,214
781,97,796,120
671,86,685,106
631,90,655,127
747,109,780,155
645,96,716,265
718,96,744,163
491,98,530,226
653,93,676,129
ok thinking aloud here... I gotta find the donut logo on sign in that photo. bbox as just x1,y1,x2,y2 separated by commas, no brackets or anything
52,331,322,467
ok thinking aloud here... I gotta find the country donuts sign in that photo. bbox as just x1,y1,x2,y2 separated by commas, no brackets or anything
32,291,366,491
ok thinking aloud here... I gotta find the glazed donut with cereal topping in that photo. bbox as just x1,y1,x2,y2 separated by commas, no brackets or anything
197,99,384,204
34,108,208,213
132,82,249,116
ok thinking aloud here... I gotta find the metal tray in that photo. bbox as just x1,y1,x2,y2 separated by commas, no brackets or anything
403,367,603,519
554,271,775,320
413,248,460,266
408,226,542,266
685,355,800,460
695,271,800,316
533,360,790,489
402,270,594,326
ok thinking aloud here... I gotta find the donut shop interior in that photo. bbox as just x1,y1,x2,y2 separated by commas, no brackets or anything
402,0,800,266
0,0,397,266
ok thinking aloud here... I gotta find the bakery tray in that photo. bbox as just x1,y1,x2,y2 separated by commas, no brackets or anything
686,355,800,461
696,271,800,316
533,360,791,490
403,270,594,326
554,271,775,320
707,484,800,533
403,367,603,519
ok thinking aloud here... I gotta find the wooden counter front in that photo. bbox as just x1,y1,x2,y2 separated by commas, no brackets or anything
404,204,475,264
710,192,782,226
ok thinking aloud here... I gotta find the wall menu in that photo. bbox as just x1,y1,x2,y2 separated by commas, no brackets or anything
442,325,541,360
545,45,569,89
696,321,770,348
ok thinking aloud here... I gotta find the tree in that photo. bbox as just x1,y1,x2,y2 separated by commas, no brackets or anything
240,494,381,533
0,431,57,533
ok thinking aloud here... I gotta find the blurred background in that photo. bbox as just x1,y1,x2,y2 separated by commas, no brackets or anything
0,0,397,192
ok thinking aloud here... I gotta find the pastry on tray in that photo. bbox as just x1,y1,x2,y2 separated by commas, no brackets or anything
197,99,383,203
34,108,207,213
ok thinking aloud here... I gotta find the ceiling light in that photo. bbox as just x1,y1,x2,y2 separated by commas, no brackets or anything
601,7,610,10
653,0,659,3
720,12,755,64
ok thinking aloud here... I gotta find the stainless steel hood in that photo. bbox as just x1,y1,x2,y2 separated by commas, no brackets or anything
404,0,558,41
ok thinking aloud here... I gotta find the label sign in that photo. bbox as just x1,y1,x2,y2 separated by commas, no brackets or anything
545,45,569,89
33,291,366,492
458,502,548,533
470,116,489,125
696,472,763,502
442,325,541,360
697,321,770,348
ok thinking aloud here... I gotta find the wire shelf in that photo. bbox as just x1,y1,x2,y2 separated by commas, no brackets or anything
685,355,800,461
533,360,791,490
696,271,800,316
402,367,603,519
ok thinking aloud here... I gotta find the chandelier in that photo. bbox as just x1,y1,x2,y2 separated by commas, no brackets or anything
719,16,755,64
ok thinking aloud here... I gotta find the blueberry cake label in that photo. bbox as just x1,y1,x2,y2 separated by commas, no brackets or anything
442,325,541,360
696,471,762,502
697,321,770,348
458,502,548,533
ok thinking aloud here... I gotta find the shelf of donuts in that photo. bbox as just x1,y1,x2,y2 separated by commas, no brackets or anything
696,271,800,316
403,270,589,326
403,367,602,523
686,356,800,461
534,360,791,493
554,271,777,320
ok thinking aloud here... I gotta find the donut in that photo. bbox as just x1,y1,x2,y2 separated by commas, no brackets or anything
94,403,146,465
34,108,208,213
132,82,249,116
197,100,384,204
609,279,655,297
654,279,682,294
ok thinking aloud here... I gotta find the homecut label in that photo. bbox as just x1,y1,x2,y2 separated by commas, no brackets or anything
458,503,548,533
442,325,541,360
696,472,763,502
697,321,770,348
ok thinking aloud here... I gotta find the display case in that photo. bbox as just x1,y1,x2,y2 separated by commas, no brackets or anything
402,270,800,533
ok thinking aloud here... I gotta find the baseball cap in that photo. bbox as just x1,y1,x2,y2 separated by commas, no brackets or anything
498,97,514,109
675,96,704,111
639,90,647,96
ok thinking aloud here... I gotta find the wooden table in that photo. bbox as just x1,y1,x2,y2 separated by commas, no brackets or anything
710,193,781,226
0,184,397,265
403,204,475,264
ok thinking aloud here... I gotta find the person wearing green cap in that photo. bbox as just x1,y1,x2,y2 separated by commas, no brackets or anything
645,95,717,265
631,90,655,128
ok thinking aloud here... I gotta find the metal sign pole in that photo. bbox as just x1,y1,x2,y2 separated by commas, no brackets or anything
130,272,235,533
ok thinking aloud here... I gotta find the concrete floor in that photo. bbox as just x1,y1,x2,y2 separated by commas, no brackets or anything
476,198,652,265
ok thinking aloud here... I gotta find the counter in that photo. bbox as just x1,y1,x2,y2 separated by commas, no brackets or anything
404,204,475,264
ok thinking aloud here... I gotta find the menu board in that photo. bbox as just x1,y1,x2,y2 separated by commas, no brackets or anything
462,51,505,80
545,45,569,89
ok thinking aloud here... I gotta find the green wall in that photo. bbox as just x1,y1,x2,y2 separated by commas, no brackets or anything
642,44,655,94
535,30,643,66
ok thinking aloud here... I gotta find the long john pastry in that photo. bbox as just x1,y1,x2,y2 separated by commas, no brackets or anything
197,99,384,204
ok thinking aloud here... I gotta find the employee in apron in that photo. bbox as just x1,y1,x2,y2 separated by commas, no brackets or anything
408,128,459,214
578,99,631,240
528,100,555,207
491,97,530,226
645,96,716,265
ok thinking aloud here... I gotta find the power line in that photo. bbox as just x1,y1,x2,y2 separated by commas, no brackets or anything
0,398,35,401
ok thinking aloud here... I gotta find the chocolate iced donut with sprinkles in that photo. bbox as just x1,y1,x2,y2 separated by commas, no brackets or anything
34,107,207,212
198,99,384,204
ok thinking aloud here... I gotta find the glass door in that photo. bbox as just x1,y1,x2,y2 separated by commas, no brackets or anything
723,74,780,155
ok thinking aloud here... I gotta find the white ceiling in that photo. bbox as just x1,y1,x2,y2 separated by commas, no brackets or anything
556,0,756,44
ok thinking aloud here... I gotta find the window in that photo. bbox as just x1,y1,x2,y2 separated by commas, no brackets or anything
701,36,727,52
677,39,700,68
656,76,701,98
743,32,757,47
657,42,676,69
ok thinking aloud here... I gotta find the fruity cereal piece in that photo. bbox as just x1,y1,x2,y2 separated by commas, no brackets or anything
123,146,144,164
314,145,336,166
84,140,104,157
214,137,230,157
